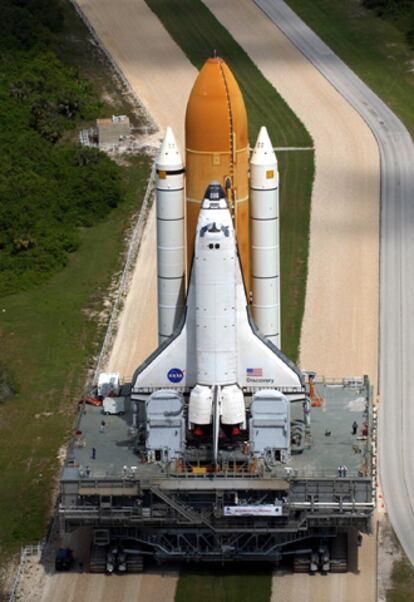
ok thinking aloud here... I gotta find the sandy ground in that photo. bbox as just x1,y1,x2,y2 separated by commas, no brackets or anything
77,0,196,145
106,203,158,380
15,525,178,602
203,1,380,600
39,572,176,602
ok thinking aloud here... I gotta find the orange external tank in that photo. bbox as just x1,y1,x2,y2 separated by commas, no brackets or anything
185,56,250,287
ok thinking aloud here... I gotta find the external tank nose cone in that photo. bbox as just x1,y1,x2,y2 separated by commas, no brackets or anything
185,57,248,151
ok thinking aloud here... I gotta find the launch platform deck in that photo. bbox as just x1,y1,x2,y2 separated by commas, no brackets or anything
63,379,372,483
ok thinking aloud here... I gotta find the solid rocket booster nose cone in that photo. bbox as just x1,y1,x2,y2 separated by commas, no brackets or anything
157,127,183,169
251,126,277,167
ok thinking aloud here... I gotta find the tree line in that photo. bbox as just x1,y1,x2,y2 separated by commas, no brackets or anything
362,0,414,48
0,0,124,296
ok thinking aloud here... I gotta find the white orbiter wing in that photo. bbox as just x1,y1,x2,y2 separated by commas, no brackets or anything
132,254,303,392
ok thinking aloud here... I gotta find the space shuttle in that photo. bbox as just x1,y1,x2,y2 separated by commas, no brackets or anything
132,57,305,450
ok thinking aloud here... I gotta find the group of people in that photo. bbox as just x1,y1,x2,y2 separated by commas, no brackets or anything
352,420,369,437
337,465,348,477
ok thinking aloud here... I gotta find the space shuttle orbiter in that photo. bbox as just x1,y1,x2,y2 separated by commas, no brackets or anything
132,183,303,428
132,57,305,441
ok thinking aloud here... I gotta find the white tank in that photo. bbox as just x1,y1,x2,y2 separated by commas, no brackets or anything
250,127,281,347
194,184,237,385
221,384,245,426
156,127,185,343
189,384,213,425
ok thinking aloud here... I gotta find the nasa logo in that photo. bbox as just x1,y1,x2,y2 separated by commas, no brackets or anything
167,368,184,383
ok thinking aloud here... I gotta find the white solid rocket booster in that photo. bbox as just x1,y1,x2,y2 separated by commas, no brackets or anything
250,126,281,347
156,127,185,344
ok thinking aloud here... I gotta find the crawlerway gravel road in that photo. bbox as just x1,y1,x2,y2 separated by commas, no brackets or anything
34,0,382,600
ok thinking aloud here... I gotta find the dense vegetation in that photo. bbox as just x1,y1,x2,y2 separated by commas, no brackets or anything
0,0,124,296
0,153,150,564
362,0,414,48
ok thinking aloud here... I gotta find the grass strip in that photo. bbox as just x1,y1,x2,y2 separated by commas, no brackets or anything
387,551,414,601
176,565,272,602
285,0,414,136
279,151,313,361
0,155,150,562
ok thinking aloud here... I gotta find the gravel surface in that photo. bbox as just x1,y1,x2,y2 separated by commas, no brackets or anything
106,202,158,380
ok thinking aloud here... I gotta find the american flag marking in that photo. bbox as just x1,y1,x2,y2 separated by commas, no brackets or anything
247,368,263,377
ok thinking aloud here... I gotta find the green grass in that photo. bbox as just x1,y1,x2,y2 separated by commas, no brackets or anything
285,0,414,136
279,151,313,361
386,551,414,601
0,0,152,570
0,155,150,562
145,0,312,147
176,566,272,602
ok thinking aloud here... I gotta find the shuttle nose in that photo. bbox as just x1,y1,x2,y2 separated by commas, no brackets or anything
204,181,226,202
201,181,228,210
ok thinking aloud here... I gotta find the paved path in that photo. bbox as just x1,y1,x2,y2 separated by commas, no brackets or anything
255,0,414,572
